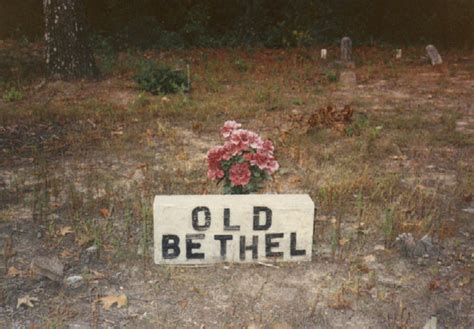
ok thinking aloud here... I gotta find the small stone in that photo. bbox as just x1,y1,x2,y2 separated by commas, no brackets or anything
395,233,416,257
86,245,98,254
68,321,90,329
30,256,64,282
65,275,83,288
426,45,442,65
462,207,474,214
423,316,437,329
83,245,99,264
364,255,376,263
37,231,42,239
374,245,385,251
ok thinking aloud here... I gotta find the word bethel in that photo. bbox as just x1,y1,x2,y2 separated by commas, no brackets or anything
153,195,315,264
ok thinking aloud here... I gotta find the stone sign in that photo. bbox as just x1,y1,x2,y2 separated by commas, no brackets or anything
154,194,315,264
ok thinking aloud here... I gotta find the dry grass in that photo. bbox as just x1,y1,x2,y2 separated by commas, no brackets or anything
1,43,473,327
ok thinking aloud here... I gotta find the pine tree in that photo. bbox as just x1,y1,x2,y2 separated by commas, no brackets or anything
43,0,98,79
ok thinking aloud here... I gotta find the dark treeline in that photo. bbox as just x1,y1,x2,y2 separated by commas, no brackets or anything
1,0,473,48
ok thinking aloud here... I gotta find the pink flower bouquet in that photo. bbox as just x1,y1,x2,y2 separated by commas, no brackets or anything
207,121,279,194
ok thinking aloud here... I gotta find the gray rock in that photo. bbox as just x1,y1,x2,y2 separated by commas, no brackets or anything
423,316,437,329
395,232,416,257
341,37,352,61
395,233,438,258
426,45,442,65
30,256,64,282
68,321,91,329
65,275,84,288
83,245,98,264
86,245,98,254
462,207,474,214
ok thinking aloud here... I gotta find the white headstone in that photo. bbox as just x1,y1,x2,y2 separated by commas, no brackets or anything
341,37,352,61
321,49,327,60
396,49,402,59
153,194,315,265
426,45,442,65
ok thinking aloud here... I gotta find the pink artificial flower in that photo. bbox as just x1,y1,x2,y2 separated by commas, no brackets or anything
207,146,225,180
245,151,279,174
248,131,264,149
208,167,224,180
221,141,240,160
207,146,224,166
230,129,256,152
260,139,275,154
229,162,251,186
221,120,242,139
244,151,267,168
264,159,279,174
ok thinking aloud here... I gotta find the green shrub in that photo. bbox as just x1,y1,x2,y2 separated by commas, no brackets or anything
2,87,23,102
134,62,188,95
234,59,249,72
324,69,338,83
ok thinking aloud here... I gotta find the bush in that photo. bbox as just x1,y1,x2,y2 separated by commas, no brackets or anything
134,61,188,94
2,87,23,102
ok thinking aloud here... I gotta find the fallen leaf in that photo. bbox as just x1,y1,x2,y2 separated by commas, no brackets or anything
339,238,350,246
59,249,74,258
99,208,110,218
90,270,106,280
428,278,441,291
75,235,94,247
364,255,376,263
17,295,39,308
58,226,74,236
98,294,127,310
7,266,23,277
179,299,188,309
458,276,470,287
4,235,15,259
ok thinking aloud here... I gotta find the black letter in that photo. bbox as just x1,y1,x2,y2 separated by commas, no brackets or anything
290,232,306,256
265,233,284,258
214,235,233,259
192,207,211,231
162,235,180,259
186,234,205,259
253,207,272,230
240,236,258,260
224,208,240,231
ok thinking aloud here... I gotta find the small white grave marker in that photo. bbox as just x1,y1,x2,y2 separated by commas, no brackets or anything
153,194,314,264
321,49,327,60
396,49,402,59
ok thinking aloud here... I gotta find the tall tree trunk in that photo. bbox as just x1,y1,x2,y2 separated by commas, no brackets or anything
43,0,98,79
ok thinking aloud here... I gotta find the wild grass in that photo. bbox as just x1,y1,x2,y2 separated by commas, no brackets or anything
1,45,471,269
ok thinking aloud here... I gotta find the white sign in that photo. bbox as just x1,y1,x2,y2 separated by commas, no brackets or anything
153,194,314,264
